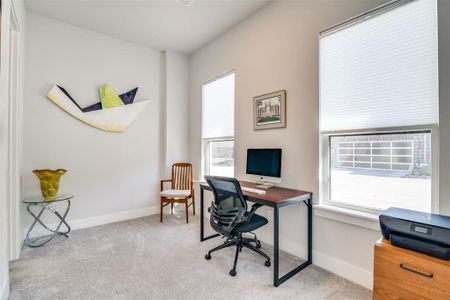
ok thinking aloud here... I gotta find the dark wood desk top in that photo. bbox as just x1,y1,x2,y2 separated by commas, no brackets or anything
200,180,312,207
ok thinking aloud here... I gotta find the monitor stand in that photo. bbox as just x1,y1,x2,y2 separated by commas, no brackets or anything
255,181,275,189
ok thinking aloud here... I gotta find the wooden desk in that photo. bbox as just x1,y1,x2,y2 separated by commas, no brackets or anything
199,180,313,287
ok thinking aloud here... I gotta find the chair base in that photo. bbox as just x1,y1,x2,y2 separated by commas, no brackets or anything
205,233,270,276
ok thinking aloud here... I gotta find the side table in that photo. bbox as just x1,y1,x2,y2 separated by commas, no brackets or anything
23,194,73,247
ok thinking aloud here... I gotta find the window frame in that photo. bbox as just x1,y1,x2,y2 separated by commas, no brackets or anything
319,125,439,215
201,70,235,179
202,136,235,178
318,0,439,217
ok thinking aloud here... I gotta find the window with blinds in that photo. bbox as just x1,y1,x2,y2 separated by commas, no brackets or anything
202,72,234,139
319,0,438,132
319,0,438,214
202,72,235,177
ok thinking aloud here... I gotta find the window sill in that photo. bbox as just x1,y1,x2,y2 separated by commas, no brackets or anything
314,204,380,231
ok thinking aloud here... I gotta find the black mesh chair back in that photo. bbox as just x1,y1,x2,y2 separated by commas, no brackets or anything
204,176,247,237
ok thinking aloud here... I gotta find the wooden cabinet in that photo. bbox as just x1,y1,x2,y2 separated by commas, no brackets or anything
373,238,450,300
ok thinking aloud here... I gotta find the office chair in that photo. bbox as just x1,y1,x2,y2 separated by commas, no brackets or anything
204,176,271,276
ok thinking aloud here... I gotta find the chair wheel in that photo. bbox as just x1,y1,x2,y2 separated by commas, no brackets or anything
265,260,271,267
229,269,237,276
256,242,261,249
205,254,211,260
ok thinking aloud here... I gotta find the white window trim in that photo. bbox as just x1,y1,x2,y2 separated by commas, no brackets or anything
202,136,235,179
314,204,380,231
318,125,439,229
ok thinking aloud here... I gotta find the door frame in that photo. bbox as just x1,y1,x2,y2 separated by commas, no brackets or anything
6,1,22,261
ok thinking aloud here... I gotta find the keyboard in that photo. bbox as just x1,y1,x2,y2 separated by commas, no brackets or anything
241,187,266,195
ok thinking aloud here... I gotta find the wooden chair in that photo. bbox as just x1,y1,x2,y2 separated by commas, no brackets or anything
160,163,195,223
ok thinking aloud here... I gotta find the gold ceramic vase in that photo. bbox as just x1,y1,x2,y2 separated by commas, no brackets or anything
33,169,67,201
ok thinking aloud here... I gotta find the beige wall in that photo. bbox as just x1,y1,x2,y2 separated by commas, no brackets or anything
163,51,190,177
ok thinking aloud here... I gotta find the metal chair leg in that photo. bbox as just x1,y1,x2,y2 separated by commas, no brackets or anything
205,239,237,259
243,240,271,261
230,242,241,276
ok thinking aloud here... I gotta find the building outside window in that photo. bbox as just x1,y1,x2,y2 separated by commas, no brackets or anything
329,132,432,212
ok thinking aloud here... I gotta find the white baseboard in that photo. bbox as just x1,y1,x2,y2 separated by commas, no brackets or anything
313,250,373,289
258,236,372,289
69,206,160,230
23,205,159,239
0,280,8,300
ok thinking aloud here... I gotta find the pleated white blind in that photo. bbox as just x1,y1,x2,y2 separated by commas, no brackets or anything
320,0,438,132
202,72,235,138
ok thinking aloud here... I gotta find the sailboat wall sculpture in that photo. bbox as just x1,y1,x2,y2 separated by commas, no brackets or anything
46,84,150,133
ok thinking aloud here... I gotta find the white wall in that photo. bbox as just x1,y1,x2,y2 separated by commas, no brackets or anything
189,1,389,289
22,13,163,232
162,51,190,177
0,0,26,298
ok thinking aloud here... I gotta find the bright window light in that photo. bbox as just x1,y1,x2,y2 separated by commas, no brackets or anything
320,0,438,132
330,132,432,212
202,72,235,177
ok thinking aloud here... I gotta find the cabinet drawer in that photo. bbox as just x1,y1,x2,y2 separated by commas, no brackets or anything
374,244,450,300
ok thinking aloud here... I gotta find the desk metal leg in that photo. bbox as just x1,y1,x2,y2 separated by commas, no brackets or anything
273,206,280,285
307,197,312,263
273,196,313,287
200,186,219,242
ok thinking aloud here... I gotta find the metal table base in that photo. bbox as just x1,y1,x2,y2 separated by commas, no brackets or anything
24,197,72,247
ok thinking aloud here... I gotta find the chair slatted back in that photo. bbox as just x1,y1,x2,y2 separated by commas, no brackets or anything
204,176,247,237
172,163,193,191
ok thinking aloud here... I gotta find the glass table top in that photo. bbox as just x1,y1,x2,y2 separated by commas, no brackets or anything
23,194,73,204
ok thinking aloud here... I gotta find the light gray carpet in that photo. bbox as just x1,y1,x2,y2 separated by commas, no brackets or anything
10,214,371,300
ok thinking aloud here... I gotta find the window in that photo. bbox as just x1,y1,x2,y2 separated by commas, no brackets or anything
329,132,432,213
319,0,438,214
202,72,235,177
204,139,234,177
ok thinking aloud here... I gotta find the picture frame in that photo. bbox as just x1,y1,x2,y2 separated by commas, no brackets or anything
253,90,286,130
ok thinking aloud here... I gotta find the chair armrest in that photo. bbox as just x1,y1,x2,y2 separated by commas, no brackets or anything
160,179,172,191
244,203,263,222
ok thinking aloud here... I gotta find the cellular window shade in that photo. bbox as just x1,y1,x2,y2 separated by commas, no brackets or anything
202,72,235,138
319,0,438,132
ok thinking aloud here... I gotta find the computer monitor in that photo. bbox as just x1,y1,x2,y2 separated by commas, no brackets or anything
246,148,282,188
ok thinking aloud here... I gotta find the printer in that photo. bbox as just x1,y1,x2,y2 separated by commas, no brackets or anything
379,207,450,260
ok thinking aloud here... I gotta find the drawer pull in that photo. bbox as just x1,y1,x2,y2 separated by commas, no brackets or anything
400,264,433,278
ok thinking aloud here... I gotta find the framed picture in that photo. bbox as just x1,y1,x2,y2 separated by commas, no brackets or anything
253,90,286,130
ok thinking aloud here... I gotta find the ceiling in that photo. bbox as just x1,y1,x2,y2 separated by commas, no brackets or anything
25,0,270,54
